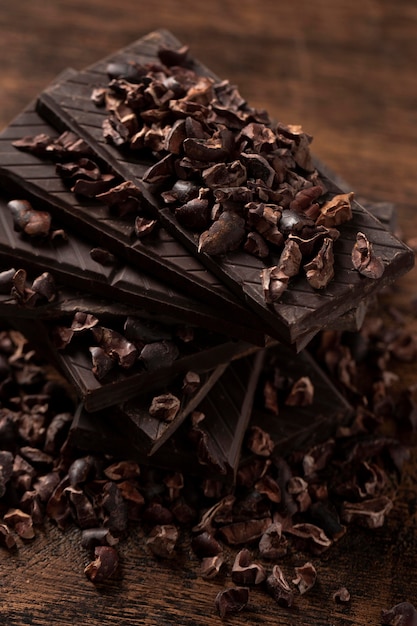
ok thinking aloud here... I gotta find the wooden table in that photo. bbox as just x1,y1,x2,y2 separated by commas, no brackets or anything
1,1,417,624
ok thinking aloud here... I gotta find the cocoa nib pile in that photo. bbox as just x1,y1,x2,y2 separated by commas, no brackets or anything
84,47,383,300
0,307,416,618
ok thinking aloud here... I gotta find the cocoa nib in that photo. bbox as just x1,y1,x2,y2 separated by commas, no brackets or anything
245,425,275,457
199,554,224,579
175,197,211,231
333,586,351,603
352,231,385,279
91,326,138,369
292,561,317,595
261,239,302,303
145,524,178,558
8,199,51,238
265,565,294,607
285,376,314,406
258,522,288,559
261,265,289,304
231,548,266,585
381,602,417,626
191,531,223,558
84,545,119,583
148,393,180,422
316,192,354,227
3,508,35,540
304,237,335,289
198,211,246,255
341,495,393,528
218,517,271,545
215,587,249,619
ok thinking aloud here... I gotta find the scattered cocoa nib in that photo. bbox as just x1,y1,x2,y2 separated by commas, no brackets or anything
13,130,93,159
341,495,393,528
103,460,140,481
381,602,417,626
333,586,351,603
90,346,115,380
258,522,288,559
80,527,119,550
68,455,98,487
316,192,354,227
91,57,356,307
7,199,52,238
218,517,271,545
214,587,250,619
148,393,180,422
90,248,117,266
352,232,385,279
246,425,275,457
143,502,174,526
199,554,224,579
293,561,317,595
191,531,223,558
145,524,178,558
192,495,235,534
265,565,294,607
3,508,35,540
198,211,246,255
0,523,16,549
287,476,312,513
134,216,158,238
31,272,57,303
84,545,119,583
304,237,335,289
91,326,138,370
182,371,201,395
158,44,190,67
231,548,266,585
255,475,281,504
286,523,332,554
261,265,289,304
139,340,180,371
285,376,314,406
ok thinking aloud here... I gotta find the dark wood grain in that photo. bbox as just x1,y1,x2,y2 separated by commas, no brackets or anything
1,2,417,624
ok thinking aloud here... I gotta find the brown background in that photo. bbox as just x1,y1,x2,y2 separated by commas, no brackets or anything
1,1,417,624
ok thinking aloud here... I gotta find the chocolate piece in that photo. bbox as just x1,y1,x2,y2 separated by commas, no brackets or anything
36,31,414,343
116,364,228,454
0,193,263,345
70,350,265,481
241,342,353,461
12,314,256,412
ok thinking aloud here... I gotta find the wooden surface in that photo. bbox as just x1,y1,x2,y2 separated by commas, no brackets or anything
1,1,417,624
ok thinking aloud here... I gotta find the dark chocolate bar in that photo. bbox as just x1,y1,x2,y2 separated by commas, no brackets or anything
0,193,265,345
0,96,268,338
241,342,353,464
13,313,257,412
36,30,414,344
70,349,266,481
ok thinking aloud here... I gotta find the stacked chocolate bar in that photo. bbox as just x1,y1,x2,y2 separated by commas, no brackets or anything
0,29,413,484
